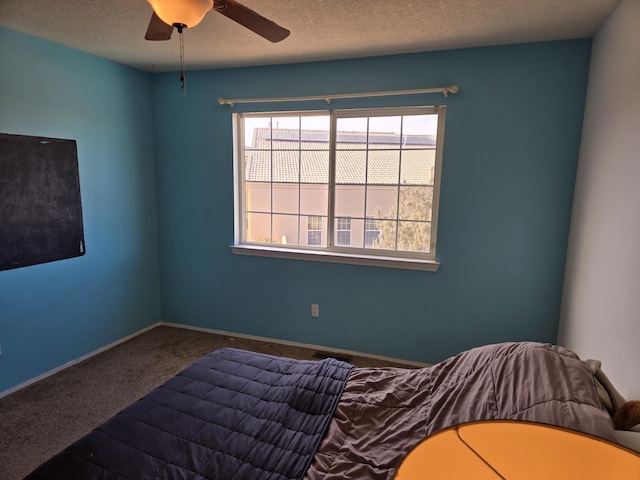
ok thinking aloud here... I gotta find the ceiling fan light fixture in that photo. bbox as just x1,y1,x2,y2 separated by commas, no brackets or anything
147,0,213,28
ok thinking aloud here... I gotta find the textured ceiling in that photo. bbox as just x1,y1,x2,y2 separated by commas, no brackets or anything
0,0,621,72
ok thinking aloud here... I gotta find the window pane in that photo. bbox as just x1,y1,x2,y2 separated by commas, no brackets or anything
300,116,330,150
306,215,324,246
337,217,349,229
301,151,329,184
401,114,438,149
336,231,351,246
397,221,431,253
398,186,433,221
245,150,271,182
368,116,402,148
336,117,368,140
245,183,271,214
364,218,380,248
271,117,300,150
273,183,299,215
335,185,365,218
335,217,352,246
370,219,397,250
336,150,366,184
309,216,321,227
346,218,365,248
300,184,328,216
308,230,322,246
246,212,271,243
244,117,272,150
273,214,299,246
273,150,299,183
400,149,436,186
368,150,400,184
366,186,397,219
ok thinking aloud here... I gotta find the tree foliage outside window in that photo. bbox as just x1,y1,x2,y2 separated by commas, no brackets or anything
374,186,433,253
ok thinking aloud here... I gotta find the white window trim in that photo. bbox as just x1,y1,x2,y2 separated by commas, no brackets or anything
231,106,446,272
230,244,440,272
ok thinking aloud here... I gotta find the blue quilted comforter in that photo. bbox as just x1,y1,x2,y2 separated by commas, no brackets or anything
26,348,354,480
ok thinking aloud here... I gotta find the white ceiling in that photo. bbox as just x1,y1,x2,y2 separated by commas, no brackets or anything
0,0,621,73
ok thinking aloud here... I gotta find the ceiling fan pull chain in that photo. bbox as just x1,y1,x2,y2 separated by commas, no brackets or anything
177,24,187,97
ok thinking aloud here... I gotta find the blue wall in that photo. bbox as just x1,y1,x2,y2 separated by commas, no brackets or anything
0,29,592,393
0,28,161,392
152,40,592,364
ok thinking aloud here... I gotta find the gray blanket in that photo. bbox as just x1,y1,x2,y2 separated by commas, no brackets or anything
305,342,616,479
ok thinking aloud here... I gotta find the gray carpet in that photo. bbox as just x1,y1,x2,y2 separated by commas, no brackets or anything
0,325,418,479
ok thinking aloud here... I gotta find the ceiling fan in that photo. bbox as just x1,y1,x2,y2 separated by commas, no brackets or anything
145,0,290,43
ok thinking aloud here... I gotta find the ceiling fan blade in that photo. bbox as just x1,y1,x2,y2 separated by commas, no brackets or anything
145,12,174,41
213,0,290,43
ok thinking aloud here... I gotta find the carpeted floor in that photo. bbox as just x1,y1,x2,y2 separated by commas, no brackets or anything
0,325,419,479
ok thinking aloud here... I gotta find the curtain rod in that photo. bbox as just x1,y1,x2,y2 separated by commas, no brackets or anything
218,85,459,107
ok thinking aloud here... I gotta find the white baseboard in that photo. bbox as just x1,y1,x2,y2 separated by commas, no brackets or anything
159,321,430,368
0,323,160,399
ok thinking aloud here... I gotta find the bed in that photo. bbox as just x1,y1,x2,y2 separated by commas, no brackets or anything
25,341,623,479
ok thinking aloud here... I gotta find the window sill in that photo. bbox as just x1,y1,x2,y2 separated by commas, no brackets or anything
230,244,440,272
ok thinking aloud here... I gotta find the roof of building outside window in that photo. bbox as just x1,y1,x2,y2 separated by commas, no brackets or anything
246,128,436,185
253,128,436,147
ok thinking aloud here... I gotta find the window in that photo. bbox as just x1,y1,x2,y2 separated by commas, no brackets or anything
233,106,446,271
336,217,351,246
308,216,322,246
364,218,380,247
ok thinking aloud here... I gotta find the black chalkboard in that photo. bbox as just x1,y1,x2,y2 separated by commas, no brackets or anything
0,133,85,271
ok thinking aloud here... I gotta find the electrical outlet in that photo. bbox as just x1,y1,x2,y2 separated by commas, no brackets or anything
311,304,320,317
